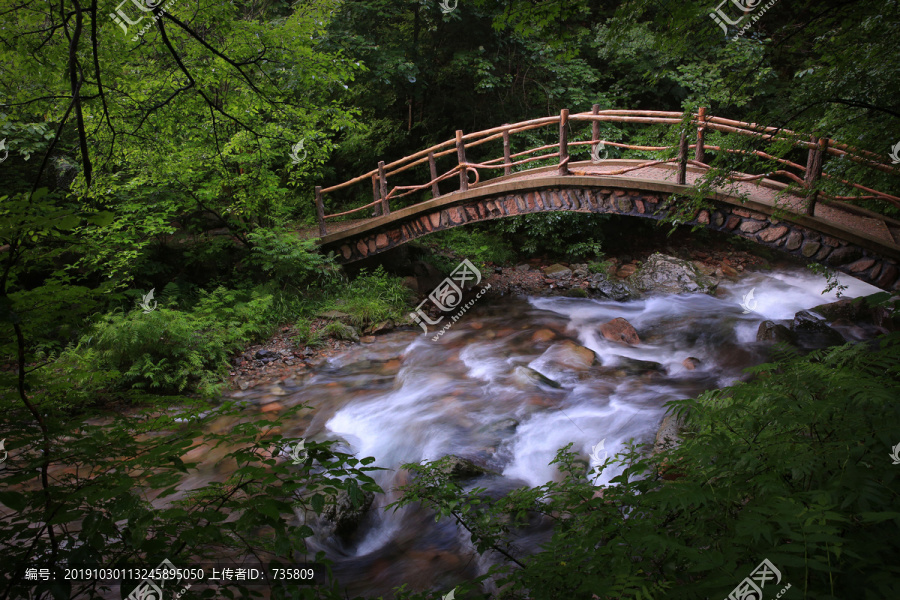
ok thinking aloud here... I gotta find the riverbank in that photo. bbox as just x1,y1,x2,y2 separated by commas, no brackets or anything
228,237,772,392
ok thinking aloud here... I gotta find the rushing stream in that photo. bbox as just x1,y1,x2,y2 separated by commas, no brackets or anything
212,266,879,597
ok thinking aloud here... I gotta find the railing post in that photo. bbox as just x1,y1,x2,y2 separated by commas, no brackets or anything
676,129,688,185
805,136,827,216
428,152,441,198
378,161,390,215
558,108,570,176
694,106,706,164
456,130,468,192
315,186,327,236
371,174,382,216
591,104,600,158
502,126,512,176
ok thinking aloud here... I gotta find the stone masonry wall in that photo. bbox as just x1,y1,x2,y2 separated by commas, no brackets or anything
323,187,900,291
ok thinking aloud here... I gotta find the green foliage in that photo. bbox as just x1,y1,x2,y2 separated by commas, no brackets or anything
321,267,413,328
292,320,325,348
494,213,607,260
246,228,335,289
587,258,616,275
422,227,516,267
394,333,900,599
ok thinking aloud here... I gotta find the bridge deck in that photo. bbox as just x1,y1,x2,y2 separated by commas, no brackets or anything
300,162,899,246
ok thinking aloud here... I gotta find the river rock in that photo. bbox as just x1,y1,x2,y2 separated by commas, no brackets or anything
757,321,796,344
531,328,557,342
545,264,572,279
653,413,683,454
540,340,597,370
329,322,360,342
512,365,561,389
599,317,641,346
810,298,867,322
439,455,492,479
587,272,634,301
632,253,717,295
611,356,666,376
682,357,701,370
791,310,846,347
321,489,375,540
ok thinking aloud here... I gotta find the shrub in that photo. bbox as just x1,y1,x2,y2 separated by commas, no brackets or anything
322,267,413,328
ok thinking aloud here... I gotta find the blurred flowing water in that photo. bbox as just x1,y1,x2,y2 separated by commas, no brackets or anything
208,267,878,597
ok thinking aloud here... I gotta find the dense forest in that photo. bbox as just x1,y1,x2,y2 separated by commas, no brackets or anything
1,0,900,598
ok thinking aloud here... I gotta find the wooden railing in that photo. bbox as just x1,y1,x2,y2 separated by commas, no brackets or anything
314,107,900,236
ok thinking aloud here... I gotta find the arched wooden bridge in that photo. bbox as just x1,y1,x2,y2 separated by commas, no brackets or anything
312,108,900,291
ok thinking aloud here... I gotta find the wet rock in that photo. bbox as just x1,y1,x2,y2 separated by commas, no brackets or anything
810,298,867,322
541,340,597,370
512,365,561,389
545,264,572,279
368,320,394,335
531,329,556,343
438,455,492,479
610,356,665,376
482,418,519,436
255,349,275,360
791,310,846,347
632,253,717,295
599,317,641,346
757,321,796,344
682,357,701,370
587,272,634,301
653,413,683,454
321,489,376,540
563,288,588,298
360,335,376,343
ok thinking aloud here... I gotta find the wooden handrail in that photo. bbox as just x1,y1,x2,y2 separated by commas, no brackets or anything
313,108,900,235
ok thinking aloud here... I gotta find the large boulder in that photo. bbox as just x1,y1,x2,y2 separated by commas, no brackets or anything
632,253,717,295
791,311,846,348
321,489,375,540
809,298,867,322
544,264,573,279
438,455,492,479
599,317,641,346
587,272,635,301
757,320,796,345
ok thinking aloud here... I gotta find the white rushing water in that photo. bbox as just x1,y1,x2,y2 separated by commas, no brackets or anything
313,265,880,594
